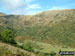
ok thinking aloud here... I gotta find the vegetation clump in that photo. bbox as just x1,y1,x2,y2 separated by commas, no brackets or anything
22,40,34,52
0,29,16,44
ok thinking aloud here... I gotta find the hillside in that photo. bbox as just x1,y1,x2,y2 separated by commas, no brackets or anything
0,12,6,16
0,42,35,56
0,9,75,48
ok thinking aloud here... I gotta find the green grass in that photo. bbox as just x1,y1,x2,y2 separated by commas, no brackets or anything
35,41,75,53
16,39,75,54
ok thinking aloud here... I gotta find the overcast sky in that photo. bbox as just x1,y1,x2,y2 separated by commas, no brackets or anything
0,0,75,15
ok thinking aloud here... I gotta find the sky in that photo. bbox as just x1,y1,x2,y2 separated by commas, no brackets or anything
0,0,75,15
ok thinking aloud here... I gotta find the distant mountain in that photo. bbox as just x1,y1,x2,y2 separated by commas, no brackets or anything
0,12,6,16
0,9,75,47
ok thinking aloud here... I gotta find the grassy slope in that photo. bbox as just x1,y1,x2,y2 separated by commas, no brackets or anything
36,42,75,53
0,42,35,56
16,38,75,54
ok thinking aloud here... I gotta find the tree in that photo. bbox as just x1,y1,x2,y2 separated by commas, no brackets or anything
1,29,16,44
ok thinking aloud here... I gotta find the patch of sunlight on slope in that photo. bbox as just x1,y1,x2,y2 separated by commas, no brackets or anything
36,42,75,53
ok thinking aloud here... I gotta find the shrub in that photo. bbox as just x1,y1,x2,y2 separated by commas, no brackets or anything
49,51,56,56
22,40,34,52
1,29,16,44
